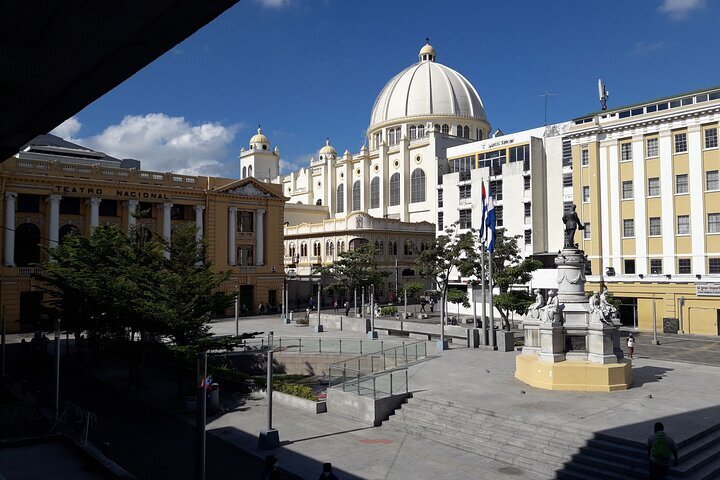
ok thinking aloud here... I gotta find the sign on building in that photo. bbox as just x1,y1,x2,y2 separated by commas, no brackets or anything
696,283,720,296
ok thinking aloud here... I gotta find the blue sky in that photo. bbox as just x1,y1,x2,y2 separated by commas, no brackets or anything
53,0,719,177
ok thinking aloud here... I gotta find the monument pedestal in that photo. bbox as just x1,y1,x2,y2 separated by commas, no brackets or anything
538,324,565,363
521,318,541,356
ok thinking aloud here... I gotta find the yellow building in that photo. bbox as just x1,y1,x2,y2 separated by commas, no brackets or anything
0,135,286,333
568,87,720,336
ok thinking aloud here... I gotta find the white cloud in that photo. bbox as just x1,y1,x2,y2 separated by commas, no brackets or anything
658,0,706,19
50,114,242,176
255,0,293,8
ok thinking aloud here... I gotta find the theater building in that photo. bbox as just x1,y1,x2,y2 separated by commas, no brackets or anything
0,135,286,333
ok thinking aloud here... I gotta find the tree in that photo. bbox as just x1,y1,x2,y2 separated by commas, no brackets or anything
313,243,388,301
447,288,470,318
399,281,423,300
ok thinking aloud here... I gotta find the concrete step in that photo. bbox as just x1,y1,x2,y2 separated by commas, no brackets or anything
570,450,647,479
556,462,633,480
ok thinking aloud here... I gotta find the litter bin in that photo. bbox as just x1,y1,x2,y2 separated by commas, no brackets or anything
208,383,220,413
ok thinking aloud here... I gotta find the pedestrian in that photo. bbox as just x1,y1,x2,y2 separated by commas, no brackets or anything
344,301,350,316
648,422,678,480
429,298,435,313
260,455,279,480
333,300,338,313
318,462,339,480
419,298,427,313
627,333,636,359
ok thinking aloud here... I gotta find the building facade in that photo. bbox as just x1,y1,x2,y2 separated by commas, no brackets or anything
0,136,286,333
567,86,720,335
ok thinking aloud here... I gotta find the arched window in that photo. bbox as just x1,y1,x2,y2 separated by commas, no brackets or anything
477,129,483,140
316,199,322,206
410,169,426,203
389,173,400,206
248,165,253,177
404,240,416,255
313,241,321,256
374,239,384,255
59,224,80,243
435,124,441,132
418,124,425,138
15,223,40,266
456,125,463,137
370,177,380,209
300,242,308,257
352,181,361,211
442,124,449,135
388,129,395,146
463,126,470,139
289,243,296,258
395,127,401,143
409,126,416,140
242,166,247,178
389,239,398,256
338,241,345,253
336,184,344,213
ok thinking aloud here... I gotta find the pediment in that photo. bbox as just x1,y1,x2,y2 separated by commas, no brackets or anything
216,178,284,200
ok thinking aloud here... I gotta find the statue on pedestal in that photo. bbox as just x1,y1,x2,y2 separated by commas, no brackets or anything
540,290,563,325
562,204,585,249
589,290,613,325
526,289,544,320
600,287,620,323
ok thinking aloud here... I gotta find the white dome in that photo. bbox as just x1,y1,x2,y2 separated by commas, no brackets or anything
369,44,486,130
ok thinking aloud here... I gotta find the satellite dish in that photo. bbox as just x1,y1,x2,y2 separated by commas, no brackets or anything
598,79,609,111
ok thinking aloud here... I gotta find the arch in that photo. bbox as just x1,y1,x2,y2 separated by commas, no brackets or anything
59,224,80,243
388,239,398,256
336,184,345,213
370,177,380,209
456,125,463,137
349,238,368,251
409,125,417,140
300,242,308,257
316,199,322,206
15,223,40,266
463,126,470,138
313,241,321,256
352,180,361,211
242,166,247,178
389,173,400,206
337,240,345,253
388,128,395,146
248,165,253,177
374,239,384,255
410,169,426,203
404,240,416,255
289,243,296,258
325,240,334,256
417,124,425,138
442,124,449,135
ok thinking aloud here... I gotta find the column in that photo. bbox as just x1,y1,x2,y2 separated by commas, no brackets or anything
162,202,173,258
3,192,17,266
228,207,237,266
688,125,706,274
194,205,205,242
127,200,139,228
632,135,648,275
659,131,676,274
47,194,61,247
88,197,102,230
256,209,265,266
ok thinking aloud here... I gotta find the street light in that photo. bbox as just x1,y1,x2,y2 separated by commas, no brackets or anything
234,284,239,336
314,275,323,333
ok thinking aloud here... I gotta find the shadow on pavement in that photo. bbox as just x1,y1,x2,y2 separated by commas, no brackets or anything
631,365,674,388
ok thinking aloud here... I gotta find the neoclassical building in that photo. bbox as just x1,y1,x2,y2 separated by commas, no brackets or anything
0,135,286,332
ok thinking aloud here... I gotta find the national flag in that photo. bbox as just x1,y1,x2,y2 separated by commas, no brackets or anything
479,181,487,244
485,191,497,253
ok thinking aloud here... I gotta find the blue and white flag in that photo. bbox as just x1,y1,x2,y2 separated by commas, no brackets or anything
485,191,497,253
479,181,487,245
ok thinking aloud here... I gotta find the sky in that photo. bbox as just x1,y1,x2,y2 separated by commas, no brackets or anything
52,0,719,177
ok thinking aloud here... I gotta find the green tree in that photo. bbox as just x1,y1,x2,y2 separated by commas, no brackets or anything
314,243,388,302
399,281,423,300
447,288,470,318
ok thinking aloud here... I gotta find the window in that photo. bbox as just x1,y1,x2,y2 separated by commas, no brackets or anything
459,184,472,200
489,180,503,200
59,224,80,243
496,205,504,227
623,219,635,237
646,138,658,157
238,211,254,232
14,223,40,266
705,128,718,149
289,243,296,258
99,200,117,217
624,259,636,274
676,174,688,194
300,242,308,257
59,197,81,215
313,242,321,256
524,175,531,190
325,241,334,257
463,126,470,139
370,177,380,208
404,240,415,255
620,142,632,162
649,217,662,236
437,189,443,207
374,240,383,255
336,184,344,213
138,202,153,218
170,204,185,220
622,180,634,199
509,144,530,164
388,128,395,146
352,181,361,211
678,258,692,274
650,259,663,275
438,212,444,231
709,213,720,233
524,229,532,245
456,125,463,137
409,126,417,140
17,194,40,213
581,148,589,166
674,132,688,153
389,240,398,256
583,223,591,239
524,202,531,220
459,209,472,229
411,169,426,203
417,125,424,138
582,186,590,202
563,173,573,188
449,155,474,173
478,149,506,175
648,177,661,196
677,215,690,235
707,170,719,191
441,124,449,135
389,173,400,206
709,258,720,274
562,139,572,166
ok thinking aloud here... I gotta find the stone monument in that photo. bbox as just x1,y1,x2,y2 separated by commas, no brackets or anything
515,204,631,392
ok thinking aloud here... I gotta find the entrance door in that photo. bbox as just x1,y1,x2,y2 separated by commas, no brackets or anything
239,285,254,313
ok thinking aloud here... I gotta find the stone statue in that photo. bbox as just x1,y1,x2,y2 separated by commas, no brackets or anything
600,287,619,322
526,289,544,320
589,291,601,313
562,204,585,249
540,290,563,325
590,290,613,325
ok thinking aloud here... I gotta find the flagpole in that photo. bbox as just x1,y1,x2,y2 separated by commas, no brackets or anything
480,244,487,345
488,250,495,349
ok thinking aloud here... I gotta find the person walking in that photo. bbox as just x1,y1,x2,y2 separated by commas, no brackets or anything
344,301,350,316
333,300,338,313
429,297,435,313
318,462,339,480
419,298,427,313
627,333,636,359
648,422,678,480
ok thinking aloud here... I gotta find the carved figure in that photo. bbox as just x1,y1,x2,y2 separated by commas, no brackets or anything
540,290,562,325
526,289,544,320
600,287,620,322
589,291,601,313
562,204,585,248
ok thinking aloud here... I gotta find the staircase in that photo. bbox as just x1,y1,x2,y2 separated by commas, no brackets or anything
385,397,720,480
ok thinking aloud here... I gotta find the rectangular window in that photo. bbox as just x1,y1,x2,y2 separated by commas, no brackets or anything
620,142,632,162
648,177,661,196
675,174,688,194
99,200,118,217
59,197,81,215
649,217,662,236
138,202,154,218
562,139,572,167
489,180,503,200
238,211,254,233
646,138,658,157
437,189,443,208
170,204,185,220
624,259,636,274
524,229,532,245
17,194,40,213
677,215,690,235
496,205,504,227
582,186,590,202
623,219,635,237
622,180,634,199
705,128,718,149
438,212,444,231
709,258,720,274
707,170,719,191
459,184,472,200
709,213,720,233
563,173,573,188
678,258,692,275
583,223,591,239
509,144,530,164
459,209,472,229
478,149,506,176
524,175,531,191
524,202,531,218
650,259,663,275
581,148,589,166
674,132,688,153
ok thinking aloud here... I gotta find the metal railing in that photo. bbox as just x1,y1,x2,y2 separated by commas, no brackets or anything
237,336,408,355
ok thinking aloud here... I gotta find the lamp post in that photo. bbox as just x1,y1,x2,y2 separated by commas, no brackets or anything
678,296,686,333
234,284,239,336
368,284,378,339
314,275,323,333
652,293,660,345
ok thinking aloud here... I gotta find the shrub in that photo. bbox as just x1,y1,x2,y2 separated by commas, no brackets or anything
380,306,398,316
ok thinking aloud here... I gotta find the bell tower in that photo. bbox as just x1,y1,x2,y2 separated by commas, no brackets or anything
239,126,280,181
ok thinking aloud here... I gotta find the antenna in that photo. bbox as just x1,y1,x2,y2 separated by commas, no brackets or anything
539,91,556,126
598,79,609,111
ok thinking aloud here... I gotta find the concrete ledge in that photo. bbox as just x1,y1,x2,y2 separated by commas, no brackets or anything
269,390,327,414
515,354,632,392
327,389,410,426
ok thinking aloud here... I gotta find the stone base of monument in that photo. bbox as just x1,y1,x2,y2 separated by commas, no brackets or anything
515,355,632,392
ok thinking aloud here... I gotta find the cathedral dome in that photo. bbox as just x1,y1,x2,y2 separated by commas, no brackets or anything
249,127,269,150
319,139,337,157
368,43,486,131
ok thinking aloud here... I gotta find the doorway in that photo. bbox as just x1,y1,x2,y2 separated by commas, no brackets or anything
239,285,254,313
